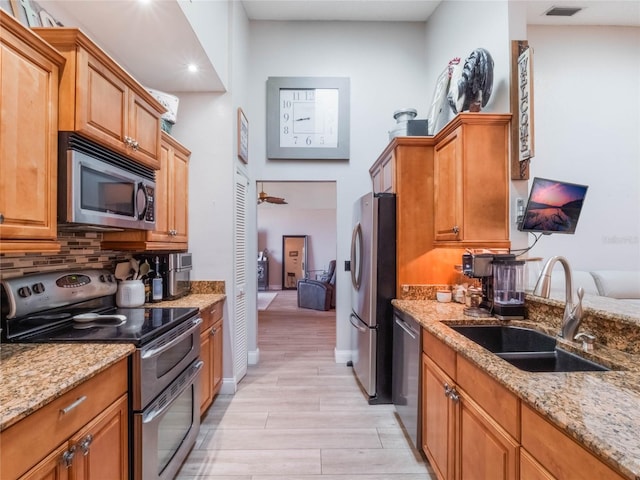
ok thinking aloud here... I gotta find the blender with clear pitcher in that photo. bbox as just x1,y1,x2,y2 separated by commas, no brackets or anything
491,256,526,319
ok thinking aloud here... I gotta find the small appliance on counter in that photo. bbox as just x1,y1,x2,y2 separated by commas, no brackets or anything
137,252,192,300
462,252,526,319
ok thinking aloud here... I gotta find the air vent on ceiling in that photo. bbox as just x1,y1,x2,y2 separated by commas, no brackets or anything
545,6,583,17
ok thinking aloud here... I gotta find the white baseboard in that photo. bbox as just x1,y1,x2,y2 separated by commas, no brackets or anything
334,348,353,365
219,378,237,395
248,348,260,365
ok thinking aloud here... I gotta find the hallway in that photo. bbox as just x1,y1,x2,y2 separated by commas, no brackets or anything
177,290,434,479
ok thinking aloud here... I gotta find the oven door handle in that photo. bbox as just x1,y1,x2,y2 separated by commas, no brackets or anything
141,317,202,359
142,360,204,424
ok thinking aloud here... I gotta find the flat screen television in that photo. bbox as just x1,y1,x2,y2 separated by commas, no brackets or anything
518,177,588,234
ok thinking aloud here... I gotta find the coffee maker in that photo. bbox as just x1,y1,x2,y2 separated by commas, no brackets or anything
462,253,526,319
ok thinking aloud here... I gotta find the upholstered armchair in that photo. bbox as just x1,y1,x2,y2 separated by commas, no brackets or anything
297,260,336,311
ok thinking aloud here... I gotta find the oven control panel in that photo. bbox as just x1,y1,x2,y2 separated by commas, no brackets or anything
1,270,117,319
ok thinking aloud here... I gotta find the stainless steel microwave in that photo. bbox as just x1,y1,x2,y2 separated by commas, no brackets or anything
58,134,156,231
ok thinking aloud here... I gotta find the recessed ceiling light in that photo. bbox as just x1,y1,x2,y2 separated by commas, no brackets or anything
187,64,199,73
545,6,583,17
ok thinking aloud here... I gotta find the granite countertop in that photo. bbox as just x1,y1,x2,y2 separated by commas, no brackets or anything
0,343,134,431
0,293,225,432
392,299,640,480
146,293,226,309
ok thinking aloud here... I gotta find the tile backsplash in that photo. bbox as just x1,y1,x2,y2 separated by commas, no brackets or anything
0,232,130,279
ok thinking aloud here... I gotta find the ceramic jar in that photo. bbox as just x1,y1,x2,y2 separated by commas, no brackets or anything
116,280,145,308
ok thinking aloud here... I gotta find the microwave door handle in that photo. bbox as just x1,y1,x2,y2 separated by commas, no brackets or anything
136,182,148,220
141,317,202,359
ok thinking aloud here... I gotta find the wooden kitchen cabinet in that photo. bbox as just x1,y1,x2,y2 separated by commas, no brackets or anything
521,403,625,480
1,358,128,480
199,299,224,416
33,28,165,170
369,137,437,290
433,113,511,248
102,132,190,251
421,329,518,480
0,11,65,253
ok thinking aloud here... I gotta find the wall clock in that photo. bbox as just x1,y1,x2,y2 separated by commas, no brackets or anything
266,77,350,160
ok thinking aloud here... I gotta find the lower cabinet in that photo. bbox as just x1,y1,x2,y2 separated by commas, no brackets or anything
1,359,129,480
200,299,224,416
520,403,625,480
421,345,518,480
422,327,627,480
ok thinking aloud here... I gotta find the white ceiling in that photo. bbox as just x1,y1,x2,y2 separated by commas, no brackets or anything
34,0,639,94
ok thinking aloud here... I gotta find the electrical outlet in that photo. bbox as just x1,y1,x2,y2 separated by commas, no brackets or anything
515,198,525,225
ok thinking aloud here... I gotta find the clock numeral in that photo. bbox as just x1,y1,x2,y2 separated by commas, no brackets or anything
283,126,289,134
282,100,292,109
319,136,325,145
306,136,312,145
283,113,290,122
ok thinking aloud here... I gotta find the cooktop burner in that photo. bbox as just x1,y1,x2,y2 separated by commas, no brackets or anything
1,269,198,346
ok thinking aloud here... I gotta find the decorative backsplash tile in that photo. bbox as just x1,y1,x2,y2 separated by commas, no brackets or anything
1,232,132,280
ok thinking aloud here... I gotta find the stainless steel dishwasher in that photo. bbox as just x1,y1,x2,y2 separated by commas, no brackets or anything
392,309,421,448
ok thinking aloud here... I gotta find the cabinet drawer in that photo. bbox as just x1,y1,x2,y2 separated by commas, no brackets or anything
521,403,625,480
422,329,456,380
1,358,128,479
201,300,223,330
456,355,519,440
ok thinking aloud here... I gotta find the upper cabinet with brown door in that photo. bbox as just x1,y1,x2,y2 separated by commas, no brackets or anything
33,28,165,170
433,113,511,248
0,11,65,253
102,132,190,251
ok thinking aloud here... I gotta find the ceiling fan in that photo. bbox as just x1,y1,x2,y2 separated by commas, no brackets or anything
257,183,287,205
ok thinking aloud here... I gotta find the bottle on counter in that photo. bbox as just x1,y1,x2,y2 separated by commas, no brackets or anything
152,256,163,302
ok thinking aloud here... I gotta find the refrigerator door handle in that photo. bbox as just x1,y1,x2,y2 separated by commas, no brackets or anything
395,317,417,339
350,313,368,333
350,223,363,290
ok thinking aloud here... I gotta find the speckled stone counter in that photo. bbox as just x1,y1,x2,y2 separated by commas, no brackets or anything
392,299,640,480
0,343,134,431
146,293,225,309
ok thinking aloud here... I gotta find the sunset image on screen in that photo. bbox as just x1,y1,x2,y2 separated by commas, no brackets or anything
520,178,588,234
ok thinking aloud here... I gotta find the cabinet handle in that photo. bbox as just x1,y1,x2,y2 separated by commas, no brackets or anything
132,140,139,151
209,307,217,315
210,327,216,336
124,136,132,146
449,388,460,403
61,446,76,468
444,383,453,397
0,213,4,224
60,395,87,414
77,434,93,456
452,225,460,235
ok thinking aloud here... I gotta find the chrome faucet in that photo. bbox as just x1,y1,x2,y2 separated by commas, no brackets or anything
536,256,585,340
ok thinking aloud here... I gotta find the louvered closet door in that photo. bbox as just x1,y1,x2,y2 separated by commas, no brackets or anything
233,170,249,382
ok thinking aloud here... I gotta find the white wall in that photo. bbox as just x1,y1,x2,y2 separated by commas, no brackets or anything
247,20,429,360
258,208,337,289
526,25,640,271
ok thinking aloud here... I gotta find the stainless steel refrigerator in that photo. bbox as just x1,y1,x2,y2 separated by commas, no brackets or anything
349,192,396,404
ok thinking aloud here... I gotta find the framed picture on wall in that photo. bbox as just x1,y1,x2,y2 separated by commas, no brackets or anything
237,107,248,164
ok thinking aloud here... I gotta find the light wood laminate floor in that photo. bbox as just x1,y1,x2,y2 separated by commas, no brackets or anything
177,290,434,479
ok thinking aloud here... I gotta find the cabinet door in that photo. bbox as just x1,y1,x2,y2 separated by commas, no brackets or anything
69,395,128,480
170,143,190,242
76,49,128,153
18,443,69,480
422,354,456,480
520,449,556,480
457,393,518,480
433,130,462,242
199,327,214,415
0,23,60,250
127,92,162,169
212,318,224,396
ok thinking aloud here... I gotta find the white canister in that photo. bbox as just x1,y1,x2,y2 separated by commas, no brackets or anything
116,280,145,308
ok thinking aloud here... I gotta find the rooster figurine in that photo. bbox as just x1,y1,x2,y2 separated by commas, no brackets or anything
447,48,494,114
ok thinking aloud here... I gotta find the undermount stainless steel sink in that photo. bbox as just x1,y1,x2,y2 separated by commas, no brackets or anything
447,324,609,373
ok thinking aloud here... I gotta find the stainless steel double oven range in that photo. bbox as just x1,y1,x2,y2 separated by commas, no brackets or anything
1,269,202,480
